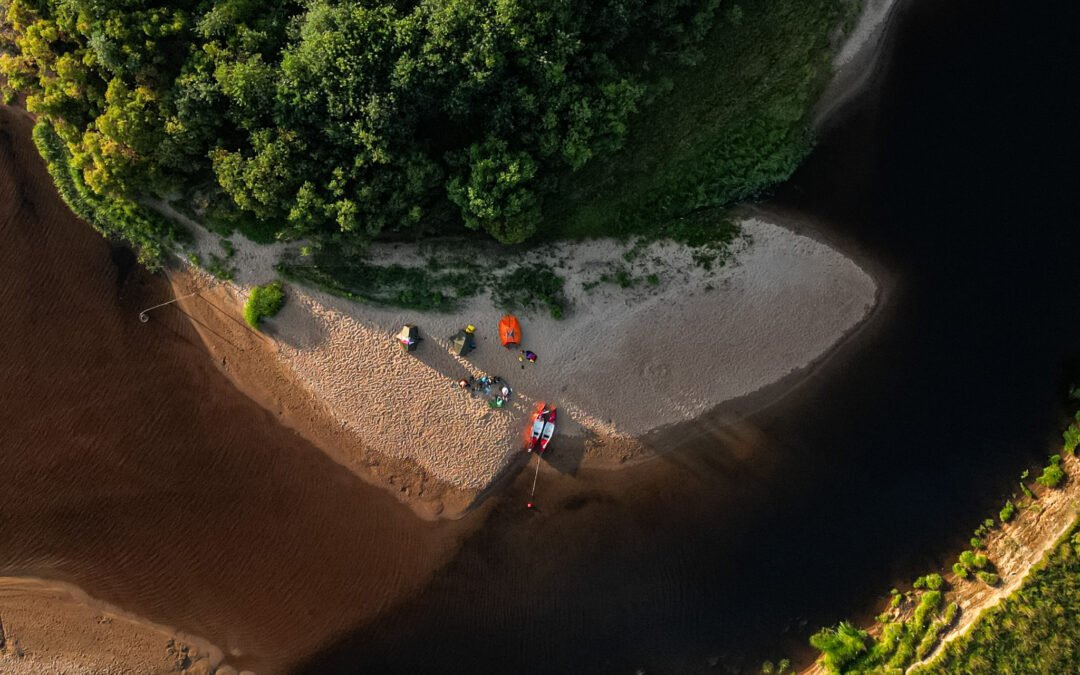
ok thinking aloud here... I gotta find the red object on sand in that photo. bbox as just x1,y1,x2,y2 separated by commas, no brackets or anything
499,315,522,347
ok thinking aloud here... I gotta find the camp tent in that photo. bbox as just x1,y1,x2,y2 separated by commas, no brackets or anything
396,325,419,351
499,314,521,347
450,328,475,356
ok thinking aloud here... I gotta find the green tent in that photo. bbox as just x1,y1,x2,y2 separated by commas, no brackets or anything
450,329,474,356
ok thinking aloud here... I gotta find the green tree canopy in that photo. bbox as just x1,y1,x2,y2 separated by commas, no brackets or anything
1,0,722,254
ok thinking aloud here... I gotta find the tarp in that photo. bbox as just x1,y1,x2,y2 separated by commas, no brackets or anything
499,314,521,347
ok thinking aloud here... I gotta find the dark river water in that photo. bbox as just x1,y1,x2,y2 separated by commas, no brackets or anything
2,0,1078,673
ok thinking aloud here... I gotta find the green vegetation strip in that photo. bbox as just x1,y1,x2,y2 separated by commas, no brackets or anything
915,518,1080,674
279,248,568,318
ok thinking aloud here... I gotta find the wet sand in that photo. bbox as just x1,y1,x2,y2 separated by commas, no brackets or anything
0,105,471,672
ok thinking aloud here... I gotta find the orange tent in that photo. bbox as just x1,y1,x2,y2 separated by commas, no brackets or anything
499,314,521,347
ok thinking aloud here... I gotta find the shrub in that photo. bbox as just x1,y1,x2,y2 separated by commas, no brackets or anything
492,264,568,319
916,619,947,661
970,537,983,550
1064,424,1080,455
972,553,989,570
925,574,944,591
953,562,970,580
244,281,286,329
1020,480,1035,500
959,551,977,568
912,591,943,635
977,571,1000,586
809,621,869,672
1000,499,1017,523
1037,460,1066,488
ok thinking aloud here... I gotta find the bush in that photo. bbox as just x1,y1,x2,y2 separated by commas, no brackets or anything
972,553,989,570
1064,424,1080,454
1037,461,1066,488
243,281,285,329
809,622,869,672
977,571,1000,586
953,562,970,580
492,264,568,319
1000,499,1017,523
912,591,943,635
970,537,983,549
916,620,947,661
925,574,944,591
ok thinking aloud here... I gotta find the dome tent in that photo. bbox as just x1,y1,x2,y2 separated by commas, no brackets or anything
499,314,521,347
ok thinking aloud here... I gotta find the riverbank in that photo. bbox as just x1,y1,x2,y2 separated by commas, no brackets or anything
168,213,877,517
814,0,907,129
803,452,1080,674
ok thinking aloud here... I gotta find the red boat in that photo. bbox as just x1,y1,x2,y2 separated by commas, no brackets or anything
525,402,549,452
538,407,556,452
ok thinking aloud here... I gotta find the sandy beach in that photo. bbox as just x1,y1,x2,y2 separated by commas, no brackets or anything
814,0,906,128
0,578,232,675
170,215,877,511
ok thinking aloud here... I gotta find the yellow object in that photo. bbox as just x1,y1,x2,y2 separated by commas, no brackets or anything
465,324,476,334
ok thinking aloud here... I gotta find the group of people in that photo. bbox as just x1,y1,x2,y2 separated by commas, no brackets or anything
457,374,512,408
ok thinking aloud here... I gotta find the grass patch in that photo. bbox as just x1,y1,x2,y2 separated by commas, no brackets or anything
243,281,285,329
916,520,1080,674
280,247,569,317
491,264,568,319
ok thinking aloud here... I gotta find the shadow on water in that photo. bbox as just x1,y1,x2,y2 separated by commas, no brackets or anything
299,0,1080,672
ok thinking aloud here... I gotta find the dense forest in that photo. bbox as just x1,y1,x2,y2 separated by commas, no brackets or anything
1,0,723,251
0,0,849,266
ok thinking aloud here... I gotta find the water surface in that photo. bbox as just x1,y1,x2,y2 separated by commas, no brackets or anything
1,0,1078,673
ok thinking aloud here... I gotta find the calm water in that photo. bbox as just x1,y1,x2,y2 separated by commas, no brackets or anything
2,0,1078,673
